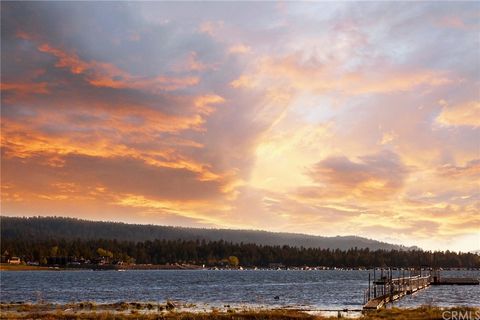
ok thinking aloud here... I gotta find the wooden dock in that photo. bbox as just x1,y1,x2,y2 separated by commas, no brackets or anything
363,270,479,310
431,277,479,285
364,275,430,310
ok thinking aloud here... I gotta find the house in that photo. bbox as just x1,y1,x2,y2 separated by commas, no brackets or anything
8,257,21,264
1,250,10,263
92,257,108,265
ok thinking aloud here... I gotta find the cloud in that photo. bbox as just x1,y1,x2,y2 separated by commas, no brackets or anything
1,81,49,95
245,53,454,96
436,100,480,127
228,44,251,54
1,92,227,181
37,43,199,92
1,150,233,224
230,75,254,88
379,131,397,145
307,150,409,200
198,21,224,37
437,159,480,178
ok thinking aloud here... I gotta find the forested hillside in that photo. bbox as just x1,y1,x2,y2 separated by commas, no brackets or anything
1,216,415,251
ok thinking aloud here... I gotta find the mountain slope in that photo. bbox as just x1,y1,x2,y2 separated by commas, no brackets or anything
0,216,416,251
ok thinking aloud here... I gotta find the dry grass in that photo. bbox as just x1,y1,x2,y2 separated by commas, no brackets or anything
363,306,479,320
1,305,478,320
0,311,321,320
0,263,53,271
0,310,320,320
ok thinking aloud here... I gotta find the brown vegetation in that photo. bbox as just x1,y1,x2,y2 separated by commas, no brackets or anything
0,263,53,271
0,304,478,320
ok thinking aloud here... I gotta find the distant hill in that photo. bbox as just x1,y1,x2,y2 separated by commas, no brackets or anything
0,216,417,251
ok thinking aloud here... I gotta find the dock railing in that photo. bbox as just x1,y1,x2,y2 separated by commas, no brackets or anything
363,269,479,309
363,273,431,306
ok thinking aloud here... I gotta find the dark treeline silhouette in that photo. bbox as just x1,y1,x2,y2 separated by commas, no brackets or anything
1,238,478,268
0,216,416,251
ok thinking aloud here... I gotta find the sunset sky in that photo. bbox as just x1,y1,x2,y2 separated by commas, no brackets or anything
1,2,479,251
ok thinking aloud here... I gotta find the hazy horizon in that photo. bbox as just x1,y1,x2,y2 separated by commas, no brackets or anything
1,2,479,252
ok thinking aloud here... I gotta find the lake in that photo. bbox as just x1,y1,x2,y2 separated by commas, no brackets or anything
1,270,479,310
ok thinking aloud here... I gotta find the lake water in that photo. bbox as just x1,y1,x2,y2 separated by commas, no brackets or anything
1,270,478,310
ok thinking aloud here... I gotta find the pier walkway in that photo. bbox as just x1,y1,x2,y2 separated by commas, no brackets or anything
362,270,479,310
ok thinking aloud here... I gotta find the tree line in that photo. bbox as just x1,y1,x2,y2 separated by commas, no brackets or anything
1,238,478,268
0,216,413,251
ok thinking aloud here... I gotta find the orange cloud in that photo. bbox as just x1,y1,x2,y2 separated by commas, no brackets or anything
346,71,451,94
436,100,480,127
306,150,408,200
112,193,231,226
228,44,251,54
246,54,453,95
1,120,221,183
1,82,49,94
437,159,480,178
194,94,225,114
38,43,199,91
230,75,254,88
379,131,397,145
199,21,224,36
1,89,227,183
38,44,89,74
15,30,33,40
186,51,208,71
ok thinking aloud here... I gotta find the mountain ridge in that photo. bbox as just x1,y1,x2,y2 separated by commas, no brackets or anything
0,216,419,251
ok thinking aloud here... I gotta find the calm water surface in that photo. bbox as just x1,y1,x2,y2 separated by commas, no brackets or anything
1,270,478,310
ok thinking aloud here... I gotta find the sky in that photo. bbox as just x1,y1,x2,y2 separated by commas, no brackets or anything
1,2,479,252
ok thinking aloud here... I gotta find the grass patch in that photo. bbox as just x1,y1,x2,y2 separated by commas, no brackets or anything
364,306,479,320
1,305,478,320
0,263,52,271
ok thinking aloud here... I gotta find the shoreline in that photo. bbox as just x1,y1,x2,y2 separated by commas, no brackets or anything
0,264,53,271
1,303,479,319
2,264,479,272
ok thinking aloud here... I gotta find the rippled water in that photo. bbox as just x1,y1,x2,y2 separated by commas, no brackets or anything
1,270,478,310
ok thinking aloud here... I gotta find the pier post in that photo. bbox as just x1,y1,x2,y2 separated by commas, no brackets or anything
368,273,371,300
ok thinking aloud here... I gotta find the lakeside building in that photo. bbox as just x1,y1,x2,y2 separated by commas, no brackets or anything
7,257,21,264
